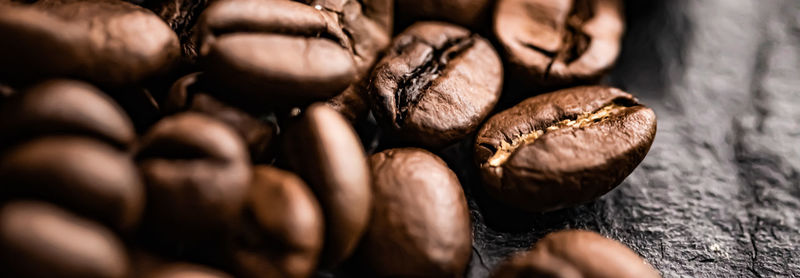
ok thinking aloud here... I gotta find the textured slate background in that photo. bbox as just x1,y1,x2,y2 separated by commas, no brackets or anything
454,0,800,277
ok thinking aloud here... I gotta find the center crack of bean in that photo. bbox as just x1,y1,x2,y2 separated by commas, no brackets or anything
487,103,627,167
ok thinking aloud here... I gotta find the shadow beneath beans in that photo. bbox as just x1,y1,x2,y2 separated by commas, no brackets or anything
609,0,692,103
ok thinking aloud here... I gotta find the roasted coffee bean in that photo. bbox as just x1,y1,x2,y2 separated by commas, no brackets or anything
165,73,277,162
0,82,14,100
0,137,144,231
0,79,135,149
145,263,233,278
283,103,371,267
196,0,392,105
475,86,656,212
395,0,494,29
0,0,180,85
356,148,471,277
494,0,624,88
231,166,324,278
369,22,502,148
492,230,661,278
0,201,129,278
136,113,251,246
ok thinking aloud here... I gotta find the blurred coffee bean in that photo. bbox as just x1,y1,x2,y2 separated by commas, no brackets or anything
0,136,144,230
136,113,251,248
0,0,180,86
231,166,324,278
475,86,656,212
494,0,624,89
145,263,233,278
357,148,471,277
165,73,277,163
492,230,661,278
369,22,502,148
0,201,129,278
0,82,13,100
395,0,494,29
195,0,391,105
283,103,371,268
0,79,135,149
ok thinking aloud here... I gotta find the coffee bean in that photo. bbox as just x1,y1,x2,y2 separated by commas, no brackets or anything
357,148,471,277
0,79,135,149
396,0,494,29
136,113,251,246
283,103,371,268
231,166,324,278
196,0,391,105
0,137,144,231
492,230,661,278
369,22,503,148
494,0,624,88
0,0,180,85
475,86,656,212
0,201,129,278
145,263,233,278
165,73,277,163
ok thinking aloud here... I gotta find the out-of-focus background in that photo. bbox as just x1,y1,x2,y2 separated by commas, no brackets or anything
460,0,800,277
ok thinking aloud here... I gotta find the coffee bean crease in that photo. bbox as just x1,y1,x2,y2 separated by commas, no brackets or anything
394,35,476,125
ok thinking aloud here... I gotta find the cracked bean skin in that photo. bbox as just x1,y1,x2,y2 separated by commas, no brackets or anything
494,0,624,89
475,86,656,212
492,230,661,278
0,0,180,86
196,0,391,106
369,22,503,149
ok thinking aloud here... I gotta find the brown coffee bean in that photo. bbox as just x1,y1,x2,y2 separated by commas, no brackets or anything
0,137,144,230
0,0,180,85
165,73,277,162
283,103,371,268
231,166,324,278
475,86,656,212
492,230,661,278
0,79,136,149
494,0,624,88
196,0,391,105
145,263,233,278
357,148,471,277
0,201,129,278
136,112,251,245
369,22,503,148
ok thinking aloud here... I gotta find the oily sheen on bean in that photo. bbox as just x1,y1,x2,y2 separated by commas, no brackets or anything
475,86,656,212
357,148,471,277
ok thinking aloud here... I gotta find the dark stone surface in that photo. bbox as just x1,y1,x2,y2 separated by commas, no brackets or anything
457,0,800,277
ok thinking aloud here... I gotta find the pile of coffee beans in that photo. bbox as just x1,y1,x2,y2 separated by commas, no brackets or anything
0,0,660,277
